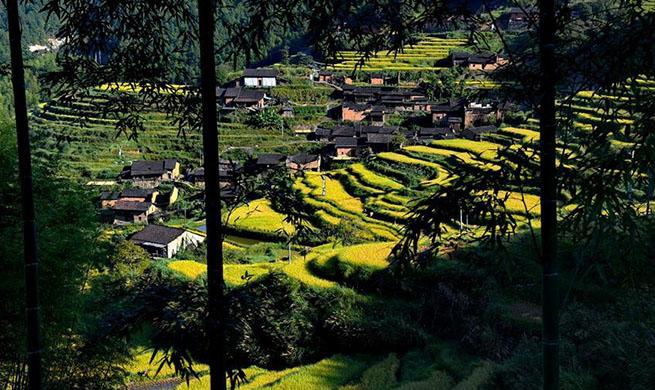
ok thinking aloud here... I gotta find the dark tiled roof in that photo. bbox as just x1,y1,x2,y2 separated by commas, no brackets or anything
243,68,280,78
120,188,156,198
419,127,452,136
315,128,332,137
130,224,185,245
233,89,266,103
131,159,178,176
335,137,365,147
288,154,319,164
370,73,384,78
318,70,333,76
366,133,393,144
256,153,287,165
332,126,356,137
216,88,265,102
113,200,153,212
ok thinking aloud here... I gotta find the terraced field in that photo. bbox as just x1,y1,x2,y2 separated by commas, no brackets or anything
330,36,468,72
172,349,493,390
30,90,317,179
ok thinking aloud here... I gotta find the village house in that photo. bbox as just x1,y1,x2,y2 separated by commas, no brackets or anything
461,125,498,141
129,225,205,258
286,154,321,172
418,127,456,142
505,7,537,30
340,103,371,121
100,188,159,208
112,200,159,225
256,153,288,169
216,88,266,110
281,106,294,118
449,52,508,71
241,68,280,87
431,99,465,126
369,73,385,85
317,70,333,82
189,160,240,189
334,137,366,158
464,102,501,127
366,133,394,153
121,159,180,186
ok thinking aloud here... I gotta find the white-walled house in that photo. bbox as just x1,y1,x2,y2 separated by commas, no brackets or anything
129,225,205,258
241,68,280,88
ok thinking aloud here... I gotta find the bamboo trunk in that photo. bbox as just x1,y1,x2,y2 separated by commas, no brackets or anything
6,0,43,389
539,0,560,388
197,1,226,389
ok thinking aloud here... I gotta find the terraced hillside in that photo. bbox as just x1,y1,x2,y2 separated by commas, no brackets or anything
30,90,320,180
330,36,468,72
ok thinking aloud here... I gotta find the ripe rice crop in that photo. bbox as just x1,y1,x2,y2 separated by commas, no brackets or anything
225,199,296,234
377,152,442,169
349,163,404,190
168,260,206,279
499,127,540,142
336,242,395,270
303,173,364,213
430,139,503,155
263,354,370,390
224,263,283,286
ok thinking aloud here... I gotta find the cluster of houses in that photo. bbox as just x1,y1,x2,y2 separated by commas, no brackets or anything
309,122,498,158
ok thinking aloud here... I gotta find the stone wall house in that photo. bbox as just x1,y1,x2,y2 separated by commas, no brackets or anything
335,137,365,158
129,225,205,258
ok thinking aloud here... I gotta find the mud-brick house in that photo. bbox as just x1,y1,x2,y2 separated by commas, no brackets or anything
370,73,385,85
334,137,366,158
256,153,288,169
505,7,537,30
431,99,465,126
287,154,321,172
366,133,394,153
418,127,456,141
112,200,158,225
100,188,159,208
216,88,266,110
318,70,333,82
461,125,498,141
129,225,205,258
464,102,498,127
241,68,280,87
340,103,371,121
121,159,180,186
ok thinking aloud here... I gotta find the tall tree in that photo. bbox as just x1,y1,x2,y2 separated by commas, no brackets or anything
197,0,226,389
539,0,559,388
5,0,43,389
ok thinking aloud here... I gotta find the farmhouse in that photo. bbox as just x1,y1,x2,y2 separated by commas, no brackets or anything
317,70,333,82
241,68,280,87
121,159,180,185
449,52,507,71
340,103,371,121
129,225,205,258
216,88,266,110
431,99,465,125
370,73,385,85
366,133,394,153
112,200,159,225
286,154,321,172
256,153,287,168
281,106,294,117
100,188,159,208
189,160,240,189
461,125,498,141
334,137,366,158
505,7,537,30
418,127,456,141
